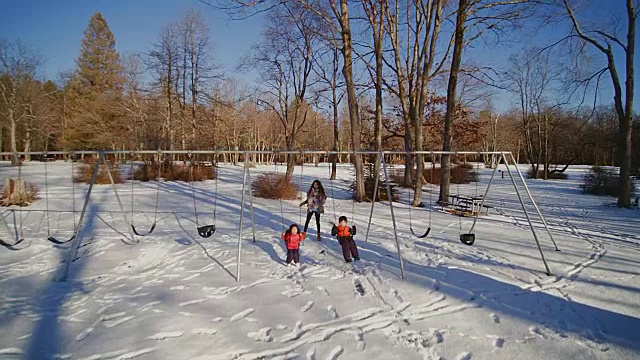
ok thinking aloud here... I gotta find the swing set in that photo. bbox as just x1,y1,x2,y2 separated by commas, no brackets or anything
0,150,558,280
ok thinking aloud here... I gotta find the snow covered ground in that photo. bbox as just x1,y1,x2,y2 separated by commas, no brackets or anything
0,160,639,360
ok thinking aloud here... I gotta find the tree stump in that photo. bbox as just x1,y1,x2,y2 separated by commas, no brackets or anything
1,178,37,206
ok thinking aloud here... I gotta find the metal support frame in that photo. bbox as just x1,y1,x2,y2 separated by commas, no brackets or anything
58,152,103,282
365,153,381,243
246,154,257,243
506,153,559,251
381,153,406,279
237,152,250,282
501,153,552,275
102,152,138,245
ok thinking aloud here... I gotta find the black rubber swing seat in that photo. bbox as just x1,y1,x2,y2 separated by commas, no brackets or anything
410,227,431,239
197,224,216,238
132,223,156,237
460,233,475,246
47,235,75,245
0,237,25,250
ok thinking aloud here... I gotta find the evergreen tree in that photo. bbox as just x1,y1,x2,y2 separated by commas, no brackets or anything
66,12,125,149
76,12,123,92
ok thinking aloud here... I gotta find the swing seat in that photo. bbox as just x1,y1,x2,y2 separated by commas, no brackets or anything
47,235,75,245
197,224,216,238
0,237,25,249
410,227,431,238
460,233,475,245
132,223,156,237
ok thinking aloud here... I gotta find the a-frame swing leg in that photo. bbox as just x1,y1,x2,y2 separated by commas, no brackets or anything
506,153,560,251
246,157,257,243
502,153,552,276
365,153,381,243
58,151,102,282
236,152,250,282
381,152,406,280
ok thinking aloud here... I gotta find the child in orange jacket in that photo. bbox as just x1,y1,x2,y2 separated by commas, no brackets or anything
282,224,306,266
331,216,360,263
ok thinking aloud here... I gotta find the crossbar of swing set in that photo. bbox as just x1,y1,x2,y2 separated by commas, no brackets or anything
29,150,555,281
1,150,509,156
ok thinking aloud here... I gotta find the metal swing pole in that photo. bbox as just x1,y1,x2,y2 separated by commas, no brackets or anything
468,158,501,234
236,152,250,282
506,153,560,251
102,152,138,244
501,153,552,276
365,153,381,242
59,151,102,282
246,152,257,243
382,152,406,279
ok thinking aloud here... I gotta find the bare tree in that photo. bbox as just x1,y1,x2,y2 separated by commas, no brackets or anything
149,22,181,150
313,43,345,179
504,47,562,178
439,0,532,203
384,0,451,206
0,38,43,165
560,0,637,207
246,2,320,179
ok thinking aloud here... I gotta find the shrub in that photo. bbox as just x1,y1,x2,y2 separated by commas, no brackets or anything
352,162,399,201
423,165,477,185
74,158,124,184
132,162,159,182
252,173,299,199
1,179,39,206
389,169,412,188
582,166,635,196
527,168,569,180
159,161,216,182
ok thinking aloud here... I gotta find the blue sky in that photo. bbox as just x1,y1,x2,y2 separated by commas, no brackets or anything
0,0,263,81
0,0,636,113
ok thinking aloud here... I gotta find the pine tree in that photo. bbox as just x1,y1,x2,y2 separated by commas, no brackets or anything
66,12,125,149
76,12,122,93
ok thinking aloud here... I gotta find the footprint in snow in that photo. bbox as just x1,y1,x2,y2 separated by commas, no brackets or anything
355,329,366,350
75,327,94,342
528,326,547,339
327,305,339,319
192,328,218,335
300,301,314,313
230,308,255,322
490,313,500,324
315,286,330,296
147,331,184,340
306,348,317,360
325,346,344,360
353,278,366,297
247,327,272,342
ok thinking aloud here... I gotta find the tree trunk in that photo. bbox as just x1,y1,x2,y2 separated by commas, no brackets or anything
439,0,468,203
335,0,365,201
618,0,636,207
373,1,384,200
544,114,549,180
9,107,19,166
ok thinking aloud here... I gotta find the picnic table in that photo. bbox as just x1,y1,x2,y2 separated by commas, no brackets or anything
447,194,491,215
